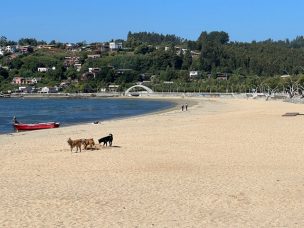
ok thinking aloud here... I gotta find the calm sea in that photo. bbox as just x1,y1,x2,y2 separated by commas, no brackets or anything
0,98,174,134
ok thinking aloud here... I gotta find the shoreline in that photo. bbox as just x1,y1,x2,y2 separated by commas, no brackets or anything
0,96,195,136
2,98,304,226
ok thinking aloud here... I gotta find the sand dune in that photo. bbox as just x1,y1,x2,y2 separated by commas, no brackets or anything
1,98,304,227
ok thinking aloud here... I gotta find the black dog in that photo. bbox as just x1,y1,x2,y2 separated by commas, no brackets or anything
98,134,113,146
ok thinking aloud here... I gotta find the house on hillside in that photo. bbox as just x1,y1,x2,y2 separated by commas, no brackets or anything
74,63,82,72
100,43,110,52
65,43,78,50
175,46,188,55
38,67,48,72
87,54,101,59
64,56,80,67
37,45,56,50
189,71,200,80
59,81,71,89
115,69,132,75
108,84,119,92
18,86,27,93
216,73,228,80
5,46,14,53
88,67,100,74
27,78,38,84
40,86,58,93
18,86,35,93
19,46,31,54
87,67,101,78
12,77,38,85
109,41,122,51
40,87,50,93
4,45,17,53
12,77,25,85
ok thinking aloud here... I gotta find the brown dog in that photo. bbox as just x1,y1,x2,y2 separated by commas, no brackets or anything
67,138,83,153
82,138,95,150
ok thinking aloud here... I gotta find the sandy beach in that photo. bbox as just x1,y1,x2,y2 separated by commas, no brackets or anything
1,97,304,227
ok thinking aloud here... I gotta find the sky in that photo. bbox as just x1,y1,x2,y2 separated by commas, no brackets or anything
1,0,304,43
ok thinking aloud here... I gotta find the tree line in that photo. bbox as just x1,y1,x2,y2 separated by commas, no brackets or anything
1,31,304,93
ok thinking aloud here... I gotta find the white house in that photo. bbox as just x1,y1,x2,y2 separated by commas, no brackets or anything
109,41,122,50
88,67,101,73
189,71,199,78
41,87,49,93
18,86,27,93
38,67,48,72
108,84,119,92
87,54,101,59
40,86,58,93
31,78,38,84
74,63,82,72
5,46,12,53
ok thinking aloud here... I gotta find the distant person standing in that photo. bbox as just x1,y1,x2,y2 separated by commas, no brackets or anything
185,103,188,111
13,116,19,124
181,105,184,111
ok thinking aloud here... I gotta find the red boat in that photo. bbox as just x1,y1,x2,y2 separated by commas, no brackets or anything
13,117,60,131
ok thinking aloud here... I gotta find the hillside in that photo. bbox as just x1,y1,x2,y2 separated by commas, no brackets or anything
1,32,304,94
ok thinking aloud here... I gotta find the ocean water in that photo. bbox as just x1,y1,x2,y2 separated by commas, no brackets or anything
0,98,174,134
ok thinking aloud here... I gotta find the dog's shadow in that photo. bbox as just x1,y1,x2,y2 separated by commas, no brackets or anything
110,145,121,148
84,147,101,151
99,145,122,150
70,145,122,154
94,145,122,150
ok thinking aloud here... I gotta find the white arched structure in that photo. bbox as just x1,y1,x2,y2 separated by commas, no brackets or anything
125,85,153,95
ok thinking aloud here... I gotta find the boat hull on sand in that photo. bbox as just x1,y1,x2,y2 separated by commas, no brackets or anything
13,122,60,131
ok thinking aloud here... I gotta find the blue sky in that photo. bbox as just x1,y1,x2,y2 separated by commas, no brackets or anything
1,0,303,43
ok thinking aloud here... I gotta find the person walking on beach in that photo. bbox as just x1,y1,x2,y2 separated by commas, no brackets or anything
185,103,188,111
181,105,184,111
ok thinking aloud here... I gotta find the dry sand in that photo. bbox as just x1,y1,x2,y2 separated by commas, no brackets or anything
1,97,304,227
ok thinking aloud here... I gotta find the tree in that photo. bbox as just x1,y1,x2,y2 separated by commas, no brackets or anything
134,44,155,54
207,31,229,45
280,76,298,98
18,38,38,46
0,67,9,79
262,77,280,95
182,50,192,70
197,31,208,50
0,36,16,46
199,31,229,72
126,31,184,46
0,36,7,46
49,40,57,45
65,68,78,80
